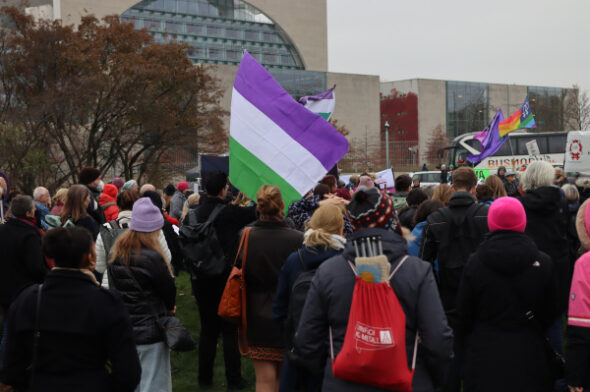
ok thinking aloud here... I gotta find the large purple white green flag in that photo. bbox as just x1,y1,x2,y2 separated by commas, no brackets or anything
299,86,336,120
229,52,349,208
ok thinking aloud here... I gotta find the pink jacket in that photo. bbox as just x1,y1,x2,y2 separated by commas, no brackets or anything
568,252,590,327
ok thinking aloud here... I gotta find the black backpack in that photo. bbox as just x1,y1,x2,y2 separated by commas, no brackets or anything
285,249,317,367
179,204,227,278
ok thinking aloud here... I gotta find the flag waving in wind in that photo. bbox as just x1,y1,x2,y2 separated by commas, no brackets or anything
229,52,349,209
299,86,336,120
498,97,536,137
467,109,505,163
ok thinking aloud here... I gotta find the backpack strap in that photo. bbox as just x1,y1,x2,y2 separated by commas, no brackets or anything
108,220,121,230
297,249,307,271
206,204,226,225
387,255,409,281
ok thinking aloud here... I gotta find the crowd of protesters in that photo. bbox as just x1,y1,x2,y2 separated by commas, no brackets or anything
0,161,590,392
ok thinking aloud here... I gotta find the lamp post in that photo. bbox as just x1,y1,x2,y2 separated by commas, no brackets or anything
384,121,390,169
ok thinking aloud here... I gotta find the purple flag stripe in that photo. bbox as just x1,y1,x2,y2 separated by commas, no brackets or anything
233,52,348,170
299,87,335,105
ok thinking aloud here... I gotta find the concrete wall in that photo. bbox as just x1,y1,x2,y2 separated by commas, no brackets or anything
380,79,419,96
327,72,380,141
247,0,327,71
416,79,446,163
59,0,137,25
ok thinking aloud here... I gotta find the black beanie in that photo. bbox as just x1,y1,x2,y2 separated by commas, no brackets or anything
79,167,101,185
143,190,163,211
163,184,176,196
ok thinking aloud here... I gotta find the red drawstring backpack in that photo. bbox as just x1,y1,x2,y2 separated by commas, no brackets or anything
330,255,419,391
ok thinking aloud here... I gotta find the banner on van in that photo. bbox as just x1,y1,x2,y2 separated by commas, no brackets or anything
565,131,590,173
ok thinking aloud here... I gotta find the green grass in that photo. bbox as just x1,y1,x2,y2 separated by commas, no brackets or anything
172,272,255,392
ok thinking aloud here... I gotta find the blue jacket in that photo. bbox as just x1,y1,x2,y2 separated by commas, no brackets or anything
34,201,50,230
273,246,342,327
408,221,426,257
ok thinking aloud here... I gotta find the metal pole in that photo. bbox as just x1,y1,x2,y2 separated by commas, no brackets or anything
385,121,390,169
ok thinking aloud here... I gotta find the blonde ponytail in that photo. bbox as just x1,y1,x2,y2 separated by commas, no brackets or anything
303,204,344,250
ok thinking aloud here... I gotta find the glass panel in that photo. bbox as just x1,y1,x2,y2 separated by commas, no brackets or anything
446,81,488,138
245,30,259,40
121,0,302,69
493,139,517,156
209,48,223,59
226,50,241,60
528,87,564,132
186,24,201,34
165,21,183,33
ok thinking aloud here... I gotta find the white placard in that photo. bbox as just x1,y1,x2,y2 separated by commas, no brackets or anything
375,169,395,189
526,140,540,156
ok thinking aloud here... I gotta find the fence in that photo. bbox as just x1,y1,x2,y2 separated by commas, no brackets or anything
339,139,420,173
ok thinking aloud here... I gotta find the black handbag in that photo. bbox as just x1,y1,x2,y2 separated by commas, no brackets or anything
157,315,196,352
107,266,196,352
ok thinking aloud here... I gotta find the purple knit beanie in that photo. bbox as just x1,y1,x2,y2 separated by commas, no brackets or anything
111,177,124,190
130,197,164,232
488,197,526,232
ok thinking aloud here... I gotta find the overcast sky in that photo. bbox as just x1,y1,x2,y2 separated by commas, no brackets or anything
327,0,589,92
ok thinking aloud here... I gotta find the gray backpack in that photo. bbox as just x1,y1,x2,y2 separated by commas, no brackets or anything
99,220,128,258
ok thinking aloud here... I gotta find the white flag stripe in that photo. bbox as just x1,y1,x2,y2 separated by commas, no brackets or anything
230,88,327,195
304,97,335,114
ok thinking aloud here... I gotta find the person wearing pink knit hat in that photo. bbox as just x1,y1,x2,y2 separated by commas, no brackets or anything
454,196,559,391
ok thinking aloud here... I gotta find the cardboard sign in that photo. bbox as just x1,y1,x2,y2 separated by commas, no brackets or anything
565,131,590,173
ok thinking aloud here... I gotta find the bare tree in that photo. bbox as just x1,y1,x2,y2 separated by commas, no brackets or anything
565,84,590,130
424,124,448,165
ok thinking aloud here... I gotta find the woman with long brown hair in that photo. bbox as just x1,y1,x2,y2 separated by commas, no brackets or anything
59,184,99,239
107,197,176,392
240,185,303,392
485,175,508,199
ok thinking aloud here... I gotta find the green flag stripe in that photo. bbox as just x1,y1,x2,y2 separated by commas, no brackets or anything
319,112,331,120
229,137,302,211
520,115,534,128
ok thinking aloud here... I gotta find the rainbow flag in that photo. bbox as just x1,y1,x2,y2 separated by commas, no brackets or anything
498,96,536,138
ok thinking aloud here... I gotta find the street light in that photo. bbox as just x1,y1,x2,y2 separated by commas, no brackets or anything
384,121,390,169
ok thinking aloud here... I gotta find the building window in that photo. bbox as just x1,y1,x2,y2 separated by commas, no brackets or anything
122,0,303,69
446,81,489,138
527,86,564,132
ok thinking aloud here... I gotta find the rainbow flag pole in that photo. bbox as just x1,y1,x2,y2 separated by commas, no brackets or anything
498,96,536,138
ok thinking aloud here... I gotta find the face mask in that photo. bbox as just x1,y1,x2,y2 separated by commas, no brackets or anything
97,180,104,192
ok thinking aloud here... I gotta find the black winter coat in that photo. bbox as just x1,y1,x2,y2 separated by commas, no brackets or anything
108,248,176,345
242,220,303,347
456,231,558,392
85,185,106,225
195,195,257,274
0,218,47,311
296,228,453,392
520,186,571,313
0,270,141,392
419,192,489,325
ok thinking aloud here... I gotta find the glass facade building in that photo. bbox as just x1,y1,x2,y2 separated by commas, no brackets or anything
121,0,304,70
527,86,565,131
446,81,489,138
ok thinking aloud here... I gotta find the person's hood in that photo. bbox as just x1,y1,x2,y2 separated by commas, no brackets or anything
301,246,342,270
102,184,118,199
410,220,427,237
476,230,539,276
98,191,116,205
576,199,590,251
520,186,562,213
343,227,407,263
